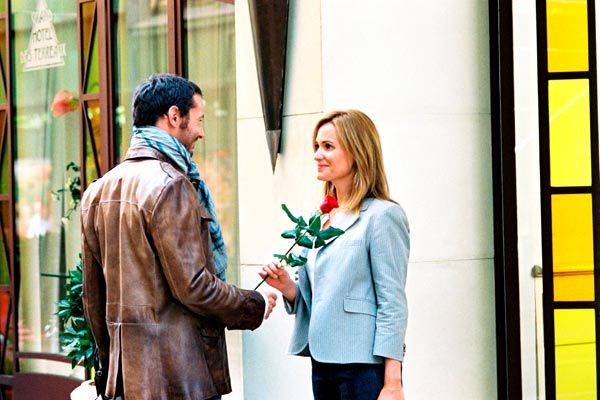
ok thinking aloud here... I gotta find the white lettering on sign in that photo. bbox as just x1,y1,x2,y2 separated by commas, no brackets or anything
20,0,66,72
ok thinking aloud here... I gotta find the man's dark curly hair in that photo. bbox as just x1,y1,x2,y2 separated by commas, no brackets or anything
132,74,203,127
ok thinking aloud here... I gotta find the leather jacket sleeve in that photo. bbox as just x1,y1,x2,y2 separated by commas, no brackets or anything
82,227,110,371
150,176,265,330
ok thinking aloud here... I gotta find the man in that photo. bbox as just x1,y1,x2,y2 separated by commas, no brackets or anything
82,74,276,400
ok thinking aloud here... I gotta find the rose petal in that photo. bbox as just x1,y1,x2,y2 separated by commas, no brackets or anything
319,194,339,214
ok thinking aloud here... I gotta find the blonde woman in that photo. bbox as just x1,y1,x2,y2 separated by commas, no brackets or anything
260,110,410,400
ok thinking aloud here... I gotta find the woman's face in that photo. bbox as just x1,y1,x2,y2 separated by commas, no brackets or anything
313,122,354,187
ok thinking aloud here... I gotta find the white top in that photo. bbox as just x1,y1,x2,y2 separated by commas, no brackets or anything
306,248,317,289
305,210,349,291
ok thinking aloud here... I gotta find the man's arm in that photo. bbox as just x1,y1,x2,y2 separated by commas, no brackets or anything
150,177,267,330
81,225,110,368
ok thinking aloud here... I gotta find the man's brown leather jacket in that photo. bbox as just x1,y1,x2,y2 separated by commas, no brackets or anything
81,146,265,399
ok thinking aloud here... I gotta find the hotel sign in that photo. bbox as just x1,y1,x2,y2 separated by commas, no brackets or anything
20,0,66,72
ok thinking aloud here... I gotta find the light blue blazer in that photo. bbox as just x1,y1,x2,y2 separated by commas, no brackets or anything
285,198,410,364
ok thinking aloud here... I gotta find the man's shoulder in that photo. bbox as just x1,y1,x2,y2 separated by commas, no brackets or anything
97,158,186,185
81,158,191,209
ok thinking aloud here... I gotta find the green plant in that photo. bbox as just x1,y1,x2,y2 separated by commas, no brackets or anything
51,161,81,222
55,255,95,369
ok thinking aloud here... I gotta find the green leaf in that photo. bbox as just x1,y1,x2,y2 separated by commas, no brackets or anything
308,214,322,236
70,283,83,292
65,326,77,335
288,254,308,267
55,299,70,308
281,229,296,239
297,236,314,249
318,226,345,241
66,161,80,172
297,216,307,228
314,237,326,248
281,204,299,223
71,188,81,201
71,268,82,281
71,316,86,325
273,254,293,265
84,347,94,367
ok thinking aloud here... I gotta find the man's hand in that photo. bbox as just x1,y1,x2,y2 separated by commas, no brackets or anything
262,290,277,319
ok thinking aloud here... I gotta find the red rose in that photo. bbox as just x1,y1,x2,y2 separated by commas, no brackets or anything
319,194,339,214
51,89,79,117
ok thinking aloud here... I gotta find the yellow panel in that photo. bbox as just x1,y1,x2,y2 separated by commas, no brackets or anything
555,309,596,399
547,0,589,72
554,273,594,302
549,79,591,187
552,194,594,301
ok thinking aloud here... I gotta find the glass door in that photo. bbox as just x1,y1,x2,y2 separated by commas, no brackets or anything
11,0,83,377
184,0,238,283
112,0,168,160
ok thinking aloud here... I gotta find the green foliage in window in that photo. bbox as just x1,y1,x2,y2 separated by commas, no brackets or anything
51,161,81,222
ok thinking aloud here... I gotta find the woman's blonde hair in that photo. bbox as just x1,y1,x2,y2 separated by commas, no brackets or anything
312,109,395,213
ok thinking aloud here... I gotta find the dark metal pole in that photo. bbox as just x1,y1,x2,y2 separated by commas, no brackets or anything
489,0,523,397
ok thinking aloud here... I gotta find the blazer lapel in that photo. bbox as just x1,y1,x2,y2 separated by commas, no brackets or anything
319,198,374,249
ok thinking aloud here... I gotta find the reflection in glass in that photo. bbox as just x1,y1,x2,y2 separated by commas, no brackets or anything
81,1,94,75
555,309,596,399
551,194,594,301
84,100,101,185
0,109,8,195
185,0,238,283
113,0,168,160
11,0,82,377
82,1,99,94
0,18,6,104
0,288,12,375
549,79,591,187
547,0,588,72
0,208,8,285
85,34,99,94
0,136,7,196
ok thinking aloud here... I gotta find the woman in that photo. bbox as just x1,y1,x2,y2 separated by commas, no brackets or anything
259,110,410,400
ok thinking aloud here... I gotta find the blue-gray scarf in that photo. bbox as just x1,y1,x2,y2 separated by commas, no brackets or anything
131,126,227,281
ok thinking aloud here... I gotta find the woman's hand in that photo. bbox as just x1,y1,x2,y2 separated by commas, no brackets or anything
378,359,404,399
378,386,404,400
258,261,297,302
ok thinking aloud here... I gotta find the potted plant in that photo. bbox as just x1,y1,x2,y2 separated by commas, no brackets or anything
55,256,95,370
53,162,99,399
55,257,99,400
